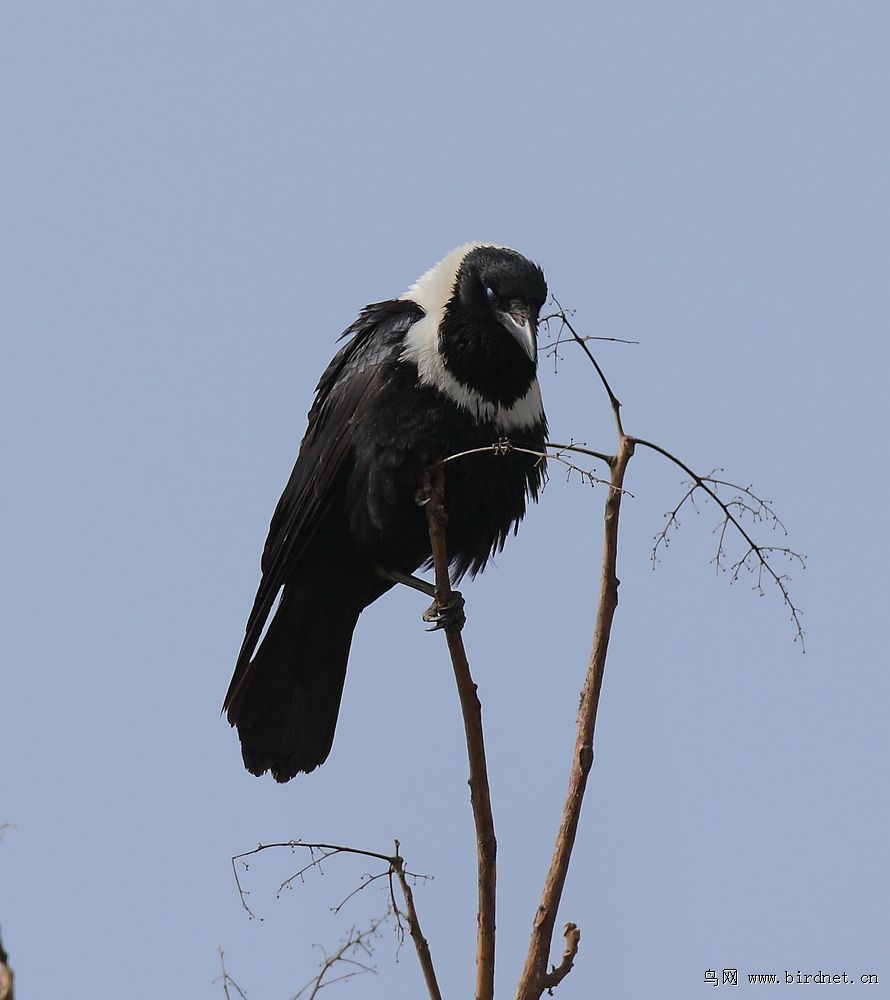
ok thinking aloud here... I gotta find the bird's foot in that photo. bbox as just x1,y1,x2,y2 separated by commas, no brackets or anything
423,591,465,633
376,566,464,632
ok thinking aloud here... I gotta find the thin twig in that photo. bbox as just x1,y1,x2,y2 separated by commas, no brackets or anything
540,303,639,375
230,839,442,1000
545,441,613,466
547,296,626,438
636,438,806,647
438,440,620,492
216,949,247,1000
424,462,497,1000
330,870,394,914
293,917,386,1000
231,840,398,920
392,840,443,1000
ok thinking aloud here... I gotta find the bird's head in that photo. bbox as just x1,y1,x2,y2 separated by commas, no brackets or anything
402,243,548,411
450,245,548,365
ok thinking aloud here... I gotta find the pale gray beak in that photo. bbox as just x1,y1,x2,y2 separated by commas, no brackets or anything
496,306,537,362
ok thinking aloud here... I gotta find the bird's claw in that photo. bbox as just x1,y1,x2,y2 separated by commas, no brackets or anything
423,592,466,632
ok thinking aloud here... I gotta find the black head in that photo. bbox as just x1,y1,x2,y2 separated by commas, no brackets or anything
440,246,548,407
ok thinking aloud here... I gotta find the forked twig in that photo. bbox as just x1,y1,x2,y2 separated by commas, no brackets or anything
392,839,441,1000
292,916,387,1000
230,839,442,1000
216,949,247,1000
438,440,621,492
545,296,626,437
231,840,398,920
541,923,581,993
540,302,639,375
639,440,806,647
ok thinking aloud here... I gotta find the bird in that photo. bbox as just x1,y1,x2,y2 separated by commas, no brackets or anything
224,243,549,781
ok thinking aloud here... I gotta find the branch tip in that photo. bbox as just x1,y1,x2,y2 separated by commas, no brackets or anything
541,922,581,993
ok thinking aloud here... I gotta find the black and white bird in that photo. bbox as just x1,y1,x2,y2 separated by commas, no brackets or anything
225,243,548,781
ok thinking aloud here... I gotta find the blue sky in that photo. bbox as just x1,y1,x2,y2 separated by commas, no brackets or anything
2,2,888,997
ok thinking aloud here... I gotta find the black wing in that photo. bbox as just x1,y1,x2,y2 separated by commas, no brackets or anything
224,299,424,711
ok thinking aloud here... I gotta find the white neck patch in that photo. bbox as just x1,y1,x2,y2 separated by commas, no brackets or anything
398,243,545,432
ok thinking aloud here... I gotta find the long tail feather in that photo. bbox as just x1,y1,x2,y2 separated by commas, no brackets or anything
225,584,362,781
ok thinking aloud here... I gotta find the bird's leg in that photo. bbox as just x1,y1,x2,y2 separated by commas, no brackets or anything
374,566,465,633
375,566,436,598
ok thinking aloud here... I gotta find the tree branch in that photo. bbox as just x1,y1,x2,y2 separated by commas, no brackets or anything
230,839,442,1000
515,431,634,999
231,840,399,920
0,929,12,1000
216,949,247,1000
293,917,386,1000
439,440,618,491
424,462,498,1000
515,302,804,998
392,840,442,1000
226,299,803,1000
548,296,626,439
636,438,806,647
541,923,581,993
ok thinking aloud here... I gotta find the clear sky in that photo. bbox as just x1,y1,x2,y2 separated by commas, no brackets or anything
2,2,888,997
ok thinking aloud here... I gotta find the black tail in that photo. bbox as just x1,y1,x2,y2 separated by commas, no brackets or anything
224,583,365,781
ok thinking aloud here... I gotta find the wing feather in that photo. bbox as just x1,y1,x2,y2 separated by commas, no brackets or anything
224,300,423,710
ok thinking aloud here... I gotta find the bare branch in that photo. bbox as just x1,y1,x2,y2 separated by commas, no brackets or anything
215,949,247,1000
293,916,387,1000
516,299,639,999
637,438,806,647
224,299,803,1000
231,840,399,921
465,302,803,998
515,431,634,999
1,829,14,1000
540,301,639,375
0,928,13,1000
439,440,620,492
519,299,805,994
230,839,442,1000
545,440,613,466
545,297,626,437
392,841,442,1000
423,462,497,1000
542,305,804,642
541,923,581,993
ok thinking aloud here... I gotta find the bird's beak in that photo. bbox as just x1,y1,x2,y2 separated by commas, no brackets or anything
496,305,537,363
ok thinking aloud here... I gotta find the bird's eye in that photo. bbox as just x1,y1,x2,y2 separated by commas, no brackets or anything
485,286,497,303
